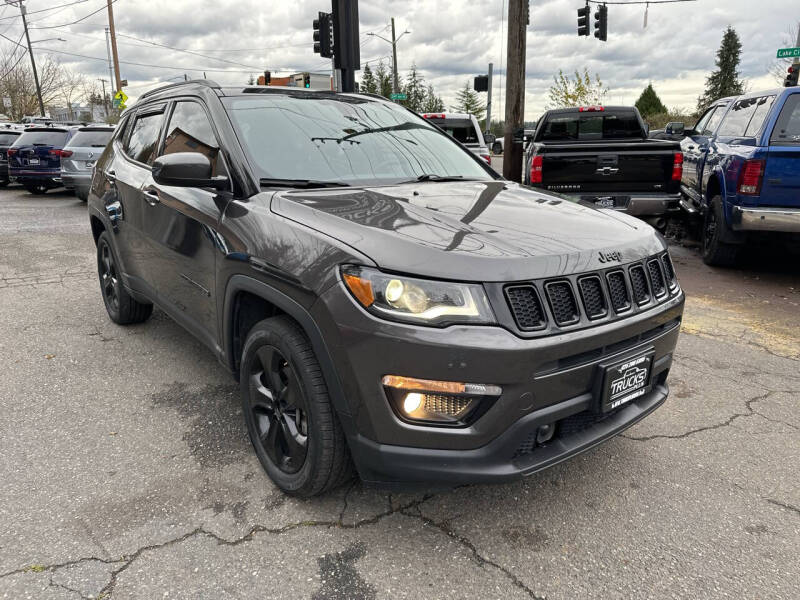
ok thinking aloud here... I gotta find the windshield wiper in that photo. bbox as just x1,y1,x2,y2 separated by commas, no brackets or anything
400,174,476,184
259,178,350,189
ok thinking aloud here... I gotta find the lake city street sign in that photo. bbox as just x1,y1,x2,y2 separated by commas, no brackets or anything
776,47,800,59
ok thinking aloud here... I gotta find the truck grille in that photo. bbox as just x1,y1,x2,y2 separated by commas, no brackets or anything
505,285,546,330
545,281,580,326
503,252,679,336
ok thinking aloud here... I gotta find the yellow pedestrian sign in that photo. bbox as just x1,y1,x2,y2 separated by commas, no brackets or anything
113,90,128,109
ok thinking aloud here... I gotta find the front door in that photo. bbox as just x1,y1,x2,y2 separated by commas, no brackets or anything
141,100,227,348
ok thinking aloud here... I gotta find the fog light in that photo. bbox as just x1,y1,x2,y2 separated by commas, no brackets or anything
403,392,424,415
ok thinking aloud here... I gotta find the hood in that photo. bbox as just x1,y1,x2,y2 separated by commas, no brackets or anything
271,181,664,282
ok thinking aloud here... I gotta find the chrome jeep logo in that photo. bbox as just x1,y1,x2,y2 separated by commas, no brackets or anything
598,250,622,263
610,366,648,397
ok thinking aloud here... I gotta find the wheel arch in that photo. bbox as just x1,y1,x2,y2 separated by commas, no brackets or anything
222,275,353,422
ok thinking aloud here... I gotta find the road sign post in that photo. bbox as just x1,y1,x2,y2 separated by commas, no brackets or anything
777,47,800,59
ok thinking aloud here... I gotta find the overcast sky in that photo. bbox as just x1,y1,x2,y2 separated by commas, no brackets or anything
1,0,796,119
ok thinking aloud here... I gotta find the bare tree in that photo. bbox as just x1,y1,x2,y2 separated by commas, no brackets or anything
56,67,86,120
770,23,800,85
0,52,65,120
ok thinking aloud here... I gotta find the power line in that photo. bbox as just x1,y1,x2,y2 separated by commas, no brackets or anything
585,0,696,3
0,0,90,22
115,32,264,70
30,0,117,30
0,45,28,78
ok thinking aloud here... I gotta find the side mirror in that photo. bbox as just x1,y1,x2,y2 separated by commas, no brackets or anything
484,133,496,145
665,122,685,135
643,123,650,136
152,152,228,190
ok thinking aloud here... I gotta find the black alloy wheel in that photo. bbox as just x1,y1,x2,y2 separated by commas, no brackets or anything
248,345,309,474
99,238,119,313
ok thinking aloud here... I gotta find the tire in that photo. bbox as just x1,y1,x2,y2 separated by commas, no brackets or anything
702,195,739,267
0,180,8,188
25,183,48,195
240,316,353,497
96,231,153,324
76,188,89,202
492,141,503,155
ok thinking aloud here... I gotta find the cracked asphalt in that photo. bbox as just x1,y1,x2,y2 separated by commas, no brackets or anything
1,187,798,599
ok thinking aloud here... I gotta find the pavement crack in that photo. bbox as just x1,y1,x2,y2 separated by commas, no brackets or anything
622,390,779,441
765,498,800,518
404,509,546,600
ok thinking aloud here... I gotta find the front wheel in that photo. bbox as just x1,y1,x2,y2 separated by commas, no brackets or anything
240,316,352,497
702,195,739,267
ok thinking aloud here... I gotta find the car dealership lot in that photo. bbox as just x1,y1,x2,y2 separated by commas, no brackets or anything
1,187,798,599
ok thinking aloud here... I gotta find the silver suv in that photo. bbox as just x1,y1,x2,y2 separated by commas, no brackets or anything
421,112,491,165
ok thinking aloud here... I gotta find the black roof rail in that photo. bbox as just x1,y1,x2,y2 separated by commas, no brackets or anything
139,79,221,100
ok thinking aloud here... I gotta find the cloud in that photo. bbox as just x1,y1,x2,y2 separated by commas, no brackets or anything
2,0,790,118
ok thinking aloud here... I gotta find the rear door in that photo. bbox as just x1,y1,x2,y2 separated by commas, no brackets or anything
762,93,800,208
142,99,226,346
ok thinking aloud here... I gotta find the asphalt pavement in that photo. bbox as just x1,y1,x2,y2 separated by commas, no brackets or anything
0,186,798,599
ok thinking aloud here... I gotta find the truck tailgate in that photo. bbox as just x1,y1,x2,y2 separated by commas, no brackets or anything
761,146,800,208
541,141,677,193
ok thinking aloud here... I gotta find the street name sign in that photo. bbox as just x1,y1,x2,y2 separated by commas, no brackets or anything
390,93,407,100
777,47,800,59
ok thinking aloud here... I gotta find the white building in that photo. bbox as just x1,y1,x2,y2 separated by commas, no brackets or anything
49,102,109,123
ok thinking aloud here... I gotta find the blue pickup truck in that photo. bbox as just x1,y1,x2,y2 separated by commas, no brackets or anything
677,87,800,265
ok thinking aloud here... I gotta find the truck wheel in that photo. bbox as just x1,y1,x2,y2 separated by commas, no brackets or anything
240,315,353,497
702,195,739,267
96,231,153,324
25,183,48,195
492,141,503,155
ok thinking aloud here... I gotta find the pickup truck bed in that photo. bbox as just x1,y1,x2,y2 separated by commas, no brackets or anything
524,107,682,225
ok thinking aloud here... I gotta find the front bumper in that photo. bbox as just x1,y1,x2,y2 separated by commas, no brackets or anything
314,281,684,485
731,206,800,233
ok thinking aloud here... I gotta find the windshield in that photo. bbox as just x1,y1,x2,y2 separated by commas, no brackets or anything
67,130,113,148
12,131,68,146
0,133,20,146
426,118,480,144
540,112,643,141
224,94,492,185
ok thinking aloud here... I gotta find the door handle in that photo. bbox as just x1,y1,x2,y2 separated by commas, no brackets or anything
143,188,160,206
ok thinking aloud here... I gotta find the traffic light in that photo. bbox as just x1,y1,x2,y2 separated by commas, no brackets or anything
594,5,608,42
264,70,271,86
577,4,590,37
474,75,488,92
785,65,799,87
313,11,333,58
303,73,311,88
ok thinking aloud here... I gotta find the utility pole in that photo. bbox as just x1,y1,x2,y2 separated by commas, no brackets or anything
16,1,45,116
485,62,493,134
503,0,527,183
390,18,399,94
106,0,122,93
98,78,108,114
104,27,115,96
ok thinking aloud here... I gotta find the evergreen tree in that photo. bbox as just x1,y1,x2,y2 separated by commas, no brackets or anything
360,63,377,94
635,84,667,117
403,64,426,112
247,74,255,85
422,85,445,112
452,80,486,120
374,61,393,98
697,26,745,113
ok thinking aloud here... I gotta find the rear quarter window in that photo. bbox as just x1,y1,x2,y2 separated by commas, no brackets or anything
0,133,20,145
770,95,800,145
744,96,775,137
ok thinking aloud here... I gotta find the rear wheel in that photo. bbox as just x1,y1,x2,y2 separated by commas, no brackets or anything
76,188,89,201
25,183,48,195
240,316,353,497
0,180,9,188
96,231,153,324
492,141,503,155
702,195,739,267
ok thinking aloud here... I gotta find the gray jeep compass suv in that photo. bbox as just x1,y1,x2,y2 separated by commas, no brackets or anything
88,81,684,497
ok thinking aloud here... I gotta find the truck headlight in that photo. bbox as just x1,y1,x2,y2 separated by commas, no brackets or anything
341,265,495,326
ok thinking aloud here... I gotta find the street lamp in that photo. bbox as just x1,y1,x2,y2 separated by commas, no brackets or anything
367,20,410,95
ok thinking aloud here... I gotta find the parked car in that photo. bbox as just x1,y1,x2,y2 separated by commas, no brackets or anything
88,80,683,496
490,127,536,155
8,126,78,194
421,112,491,164
0,129,22,186
677,88,800,265
523,106,682,229
61,126,115,200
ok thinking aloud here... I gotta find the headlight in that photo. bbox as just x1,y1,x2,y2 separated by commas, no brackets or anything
341,265,495,326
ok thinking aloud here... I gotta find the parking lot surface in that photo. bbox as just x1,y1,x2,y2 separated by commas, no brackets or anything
1,187,798,599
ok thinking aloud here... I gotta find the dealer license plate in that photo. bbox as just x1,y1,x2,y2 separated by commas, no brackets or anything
600,352,653,413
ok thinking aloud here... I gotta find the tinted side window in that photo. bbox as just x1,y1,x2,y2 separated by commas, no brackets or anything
744,96,775,137
717,98,759,137
701,107,725,136
692,107,714,133
770,95,800,145
124,112,164,165
161,101,220,175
